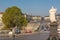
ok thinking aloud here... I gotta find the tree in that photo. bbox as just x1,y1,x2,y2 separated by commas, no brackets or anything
2,6,28,30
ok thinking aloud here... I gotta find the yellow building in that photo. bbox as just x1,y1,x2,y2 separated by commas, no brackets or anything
31,16,42,22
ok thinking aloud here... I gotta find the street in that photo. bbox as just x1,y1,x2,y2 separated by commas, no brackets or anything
0,31,49,40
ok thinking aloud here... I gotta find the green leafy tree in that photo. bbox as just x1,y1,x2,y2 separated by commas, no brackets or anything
2,6,28,30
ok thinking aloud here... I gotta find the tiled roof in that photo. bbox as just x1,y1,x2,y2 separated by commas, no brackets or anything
0,12,4,14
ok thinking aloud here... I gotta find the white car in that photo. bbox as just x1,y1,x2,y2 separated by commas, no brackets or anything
8,31,13,35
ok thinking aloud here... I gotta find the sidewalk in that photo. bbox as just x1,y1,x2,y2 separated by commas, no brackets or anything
20,32,38,35
0,32,39,37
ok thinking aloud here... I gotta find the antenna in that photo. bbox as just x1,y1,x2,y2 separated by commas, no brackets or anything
30,9,32,16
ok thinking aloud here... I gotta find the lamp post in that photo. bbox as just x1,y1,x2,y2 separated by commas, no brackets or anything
12,14,18,40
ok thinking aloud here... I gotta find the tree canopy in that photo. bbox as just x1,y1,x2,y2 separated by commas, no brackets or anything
2,6,28,30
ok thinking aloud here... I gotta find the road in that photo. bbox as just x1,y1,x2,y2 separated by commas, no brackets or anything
0,31,49,40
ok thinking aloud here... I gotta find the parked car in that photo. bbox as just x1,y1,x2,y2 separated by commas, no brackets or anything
15,29,21,34
25,29,32,33
8,31,13,35
57,29,60,33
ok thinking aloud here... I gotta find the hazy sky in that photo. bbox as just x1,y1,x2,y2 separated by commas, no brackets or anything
0,0,60,16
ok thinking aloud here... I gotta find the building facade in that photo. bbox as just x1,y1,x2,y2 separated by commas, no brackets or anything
0,12,4,29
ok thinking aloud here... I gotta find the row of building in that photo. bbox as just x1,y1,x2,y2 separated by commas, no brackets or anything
0,12,42,30
44,14,60,22
0,12,60,30
0,12,4,29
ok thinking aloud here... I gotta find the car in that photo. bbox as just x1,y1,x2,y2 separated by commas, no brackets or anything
15,29,21,34
8,31,13,35
57,29,60,33
25,29,32,33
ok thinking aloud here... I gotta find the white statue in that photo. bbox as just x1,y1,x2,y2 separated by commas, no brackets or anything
49,6,57,22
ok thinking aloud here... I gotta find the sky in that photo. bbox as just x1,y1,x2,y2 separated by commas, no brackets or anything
0,0,60,16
